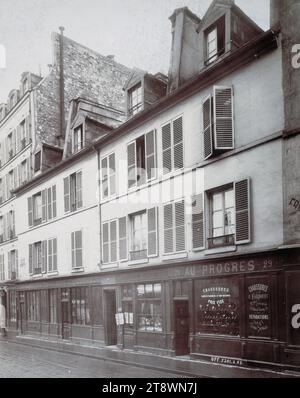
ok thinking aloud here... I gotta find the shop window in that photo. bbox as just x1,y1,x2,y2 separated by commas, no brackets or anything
129,211,147,261
71,287,90,325
128,83,142,116
195,277,240,336
137,283,162,332
49,289,57,324
64,171,82,212
9,291,17,322
27,291,40,322
205,16,225,65
40,290,49,323
101,153,116,199
122,285,134,328
91,286,103,325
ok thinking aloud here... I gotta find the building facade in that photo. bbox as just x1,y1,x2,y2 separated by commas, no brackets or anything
1,0,300,373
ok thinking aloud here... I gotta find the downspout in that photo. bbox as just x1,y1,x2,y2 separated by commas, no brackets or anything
58,26,65,146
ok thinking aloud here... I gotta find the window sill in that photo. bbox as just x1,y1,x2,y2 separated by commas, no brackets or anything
127,258,149,266
47,271,59,276
100,262,119,270
204,246,237,256
71,267,84,273
162,252,187,261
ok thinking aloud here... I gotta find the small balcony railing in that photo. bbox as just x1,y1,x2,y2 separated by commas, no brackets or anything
130,249,147,261
207,234,235,249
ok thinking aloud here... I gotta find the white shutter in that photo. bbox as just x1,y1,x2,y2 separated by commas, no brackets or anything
102,223,109,263
119,217,127,261
28,196,33,227
53,238,57,271
71,232,75,268
101,157,108,199
164,203,173,253
42,240,47,273
76,171,83,208
110,220,117,263
175,200,185,252
52,185,57,218
147,207,158,257
75,231,82,268
29,244,33,275
234,178,251,244
47,187,52,220
127,141,137,188
173,117,183,170
8,252,11,280
213,86,234,150
192,194,205,249
64,176,70,212
145,130,157,181
203,95,213,160
109,153,116,196
162,123,172,175
41,189,47,222
25,115,31,143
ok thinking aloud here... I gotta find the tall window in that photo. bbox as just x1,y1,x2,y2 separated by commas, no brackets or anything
34,242,42,273
137,283,162,332
102,220,118,264
207,28,218,62
19,120,26,150
33,192,42,225
64,171,82,212
212,188,235,238
130,211,147,260
48,238,58,272
101,153,116,199
0,254,5,281
72,125,84,153
71,287,90,325
9,291,17,322
163,200,185,254
8,250,17,280
28,186,56,227
128,83,142,116
71,230,83,269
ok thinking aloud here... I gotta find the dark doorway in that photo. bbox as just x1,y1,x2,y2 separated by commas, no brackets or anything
61,289,71,340
174,300,190,356
104,290,117,346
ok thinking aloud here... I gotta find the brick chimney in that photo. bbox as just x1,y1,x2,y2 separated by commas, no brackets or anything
168,7,201,93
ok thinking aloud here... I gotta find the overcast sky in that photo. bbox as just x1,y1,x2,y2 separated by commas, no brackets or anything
0,0,270,103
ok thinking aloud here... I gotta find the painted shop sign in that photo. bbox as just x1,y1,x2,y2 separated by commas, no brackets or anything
247,282,271,336
173,257,276,279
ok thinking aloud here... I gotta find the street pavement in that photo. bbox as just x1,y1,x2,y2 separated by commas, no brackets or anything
0,340,186,378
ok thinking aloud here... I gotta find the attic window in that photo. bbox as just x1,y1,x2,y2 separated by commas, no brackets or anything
128,83,142,116
205,16,225,65
34,151,41,172
72,124,84,153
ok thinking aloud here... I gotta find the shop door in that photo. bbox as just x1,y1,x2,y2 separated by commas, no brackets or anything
19,302,26,334
174,300,190,356
104,290,117,346
61,289,71,340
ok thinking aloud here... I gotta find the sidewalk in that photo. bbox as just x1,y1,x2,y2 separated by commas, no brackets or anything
1,334,299,379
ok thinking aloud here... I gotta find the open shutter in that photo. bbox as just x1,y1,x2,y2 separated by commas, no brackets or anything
52,185,57,218
110,220,117,263
8,252,11,280
28,196,33,227
12,129,16,156
48,238,53,272
64,176,70,212
42,189,47,222
175,200,185,252
234,178,251,244
25,115,31,143
102,223,109,263
145,130,156,181
75,231,82,268
42,240,47,273
13,167,18,190
173,117,184,170
29,244,33,275
164,203,173,253
147,207,158,257
203,96,213,160
162,122,172,175
213,86,234,150
109,153,116,196
192,194,205,249
76,171,83,208
71,232,75,268
127,141,136,189
47,187,52,220
15,250,18,279
53,238,57,271
101,157,108,199
16,125,21,153
119,217,127,261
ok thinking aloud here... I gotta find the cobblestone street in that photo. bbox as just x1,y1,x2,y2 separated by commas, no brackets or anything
0,340,185,378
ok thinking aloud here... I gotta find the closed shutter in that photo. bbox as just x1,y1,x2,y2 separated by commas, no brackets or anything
76,171,83,208
8,252,11,280
64,176,70,212
12,129,16,156
127,141,136,188
175,200,185,252
47,187,52,220
110,220,117,262
28,196,33,227
15,250,18,278
214,86,234,150
173,117,183,170
13,167,18,190
145,130,156,181
203,96,213,160
29,244,33,275
25,115,31,143
52,185,57,218
102,223,109,263
162,123,172,175
164,203,173,253
16,125,21,153
119,217,127,261
71,232,75,268
147,207,158,257
109,153,116,196
192,194,205,249
27,156,31,181
101,157,108,199
42,240,47,273
3,213,7,241
234,178,251,244
53,238,57,271
48,238,53,272
42,189,47,222
75,231,82,268
18,164,22,186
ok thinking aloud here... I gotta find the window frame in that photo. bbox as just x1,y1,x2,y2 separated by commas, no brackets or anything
161,115,184,176
72,124,85,154
128,83,143,116
100,152,116,200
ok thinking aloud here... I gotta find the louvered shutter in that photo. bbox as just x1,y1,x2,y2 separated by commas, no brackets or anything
203,96,213,160
101,157,108,199
213,86,234,150
29,244,33,275
76,171,83,208
64,176,70,212
12,129,16,156
75,231,82,267
109,153,116,196
119,217,127,261
41,189,47,222
13,167,18,190
16,125,21,153
162,123,172,175
52,185,57,218
127,141,136,188
42,240,47,273
28,196,33,227
48,238,53,272
3,213,7,241
175,200,185,252
71,232,75,268
18,164,22,186
147,207,158,257
164,203,173,253
27,156,31,181
15,250,18,278
173,117,184,170
8,252,11,280
102,223,109,263
110,220,117,262
234,178,251,244
25,115,31,143
192,194,205,249
47,187,52,220
145,130,156,181
53,238,57,271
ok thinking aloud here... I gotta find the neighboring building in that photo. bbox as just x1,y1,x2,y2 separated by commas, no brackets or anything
1,0,300,374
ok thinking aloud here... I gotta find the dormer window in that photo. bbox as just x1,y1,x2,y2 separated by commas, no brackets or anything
72,124,84,153
22,78,29,95
205,16,225,65
128,83,142,116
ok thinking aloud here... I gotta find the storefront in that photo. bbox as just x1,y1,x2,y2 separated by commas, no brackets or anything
5,248,300,370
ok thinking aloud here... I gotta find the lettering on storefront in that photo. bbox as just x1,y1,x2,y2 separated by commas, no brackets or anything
248,283,270,334
210,356,244,367
289,198,300,211
291,304,300,329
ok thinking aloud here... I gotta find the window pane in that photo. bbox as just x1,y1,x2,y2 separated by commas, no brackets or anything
225,189,234,208
213,193,223,211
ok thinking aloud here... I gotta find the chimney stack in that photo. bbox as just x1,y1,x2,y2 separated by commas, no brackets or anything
270,0,282,28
